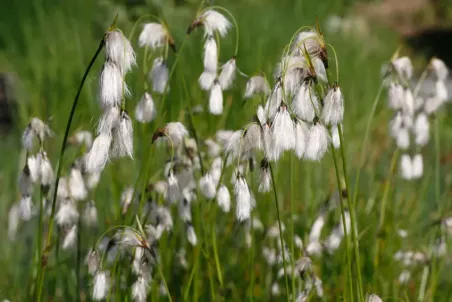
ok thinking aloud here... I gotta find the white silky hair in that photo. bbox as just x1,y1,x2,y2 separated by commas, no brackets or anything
219,58,236,90
209,81,223,115
216,184,231,213
199,10,231,37
150,57,169,94
305,123,329,161
139,23,167,49
105,30,136,73
84,133,112,173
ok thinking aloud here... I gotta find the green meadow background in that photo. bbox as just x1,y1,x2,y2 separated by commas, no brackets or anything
1,0,452,300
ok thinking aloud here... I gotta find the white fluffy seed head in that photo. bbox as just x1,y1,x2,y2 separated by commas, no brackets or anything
203,36,218,72
105,30,136,73
294,120,309,158
111,111,134,159
292,81,319,122
186,224,198,246
55,199,79,226
265,83,283,122
216,184,231,213
322,86,344,126
167,171,181,203
19,195,33,221
388,83,404,109
305,123,329,161
271,106,295,159
234,175,251,221
39,152,54,186
292,30,322,57
22,118,53,150
198,70,216,90
396,127,410,150
414,113,429,146
198,10,231,37
224,130,244,160
132,276,148,302
331,124,341,149
135,93,156,123
87,249,100,275
62,225,77,250
392,56,413,81
258,161,271,193
150,57,169,94
313,57,328,84
209,81,223,115
99,61,128,108
256,105,267,126
219,58,236,90
165,122,188,146
84,133,112,173
309,215,325,243
69,167,88,201
92,271,110,301
83,201,98,227
412,154,423,179
430,58,448,81
365,294,383,302
244,76,270,98
400,154,413,180
199,173,217,199
97,106,120,135
244,123,263,152
435,80,448,103
71,131,93,149
139,23,168,49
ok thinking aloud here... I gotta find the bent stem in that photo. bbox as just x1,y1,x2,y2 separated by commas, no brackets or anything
331,145,354,302
35,37,105,302
338,125,364,301
268,163,290,301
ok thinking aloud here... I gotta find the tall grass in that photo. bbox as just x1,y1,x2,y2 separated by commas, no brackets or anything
1,0,452,301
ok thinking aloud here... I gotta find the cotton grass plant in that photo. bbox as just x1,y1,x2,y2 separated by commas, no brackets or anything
4,1,452,301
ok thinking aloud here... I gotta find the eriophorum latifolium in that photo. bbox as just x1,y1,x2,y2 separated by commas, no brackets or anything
4,2,452,302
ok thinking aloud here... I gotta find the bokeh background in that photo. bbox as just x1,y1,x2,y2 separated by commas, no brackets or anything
1,0,452,300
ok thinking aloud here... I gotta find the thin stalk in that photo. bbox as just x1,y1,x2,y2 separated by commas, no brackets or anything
159,35,189,114
289,154,296,300
76,207,82,301
35,37,105,302
211,219,224,288
268,163,290,301
338,125,364,301
331,145,354,302
249,216,255,302
352,83,384,206
157,262,172,302
183,248,200,301
377,149,400,230
434,116,441,210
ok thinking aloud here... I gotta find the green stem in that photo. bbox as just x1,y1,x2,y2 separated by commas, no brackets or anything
211,218,223,288
289,154,296,300
76,204,82,301
377,149,399,231
338,125,364,302
157,262,172,302
268,163,290,301
331,144,354,302
183,248,200,301
35,37,105,302
352,83,384,207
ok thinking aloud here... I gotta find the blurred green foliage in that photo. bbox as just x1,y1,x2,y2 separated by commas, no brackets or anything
1,0,452,301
